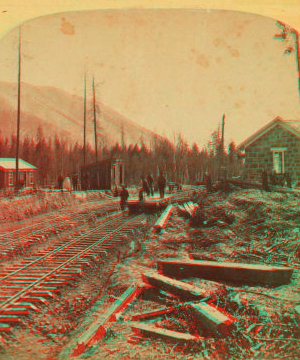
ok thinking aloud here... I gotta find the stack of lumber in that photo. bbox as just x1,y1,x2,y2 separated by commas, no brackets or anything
177,202,199,218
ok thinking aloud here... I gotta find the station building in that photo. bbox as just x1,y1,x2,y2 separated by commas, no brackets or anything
0,158,38,189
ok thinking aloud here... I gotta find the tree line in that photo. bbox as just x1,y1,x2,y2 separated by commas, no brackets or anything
0,125,243,188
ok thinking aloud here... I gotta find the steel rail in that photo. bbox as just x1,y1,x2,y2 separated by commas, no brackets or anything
0,214,144,314
0,203,121,253
0,211,127,284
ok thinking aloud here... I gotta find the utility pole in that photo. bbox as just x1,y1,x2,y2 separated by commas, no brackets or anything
220,114,225,167
92,76,98,163
173,132,177,182
15,27,21,191
121,122,124,151
83,69,87,165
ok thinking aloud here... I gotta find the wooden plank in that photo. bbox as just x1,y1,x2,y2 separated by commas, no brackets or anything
71,285,143,357
183,204,193,217
142,271,209,300
131,307,176,321
157,259,294,285
130,321,201,342
190,303,236,336
177,204,190,218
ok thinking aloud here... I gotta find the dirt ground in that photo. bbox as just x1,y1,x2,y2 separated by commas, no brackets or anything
84,188,300,360
0,188,300,360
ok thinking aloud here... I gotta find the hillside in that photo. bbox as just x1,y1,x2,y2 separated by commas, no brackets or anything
0,82,158,147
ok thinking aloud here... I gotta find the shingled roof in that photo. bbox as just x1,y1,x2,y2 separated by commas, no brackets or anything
238,117,300,150
0,158,37,171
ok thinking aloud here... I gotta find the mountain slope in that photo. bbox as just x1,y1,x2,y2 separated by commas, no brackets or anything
0,82,158,147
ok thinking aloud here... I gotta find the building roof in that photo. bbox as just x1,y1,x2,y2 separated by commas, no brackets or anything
0,158,37,171
238,117,300,150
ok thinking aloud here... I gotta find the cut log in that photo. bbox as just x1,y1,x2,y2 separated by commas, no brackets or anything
153,205,174,232
142,271,210,300
190,302,236,336
130,322,201,342
157,259,294,286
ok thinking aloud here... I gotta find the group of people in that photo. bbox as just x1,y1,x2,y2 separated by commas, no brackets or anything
57,173,79,191
139,172,167,200
119,172,168,210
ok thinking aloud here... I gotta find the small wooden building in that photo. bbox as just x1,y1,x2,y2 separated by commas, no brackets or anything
80,158,124,190
238,117,300,183
0,158,38,189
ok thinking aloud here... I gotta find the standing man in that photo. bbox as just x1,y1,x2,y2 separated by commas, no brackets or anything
120,184,129,210
147,172,154,196
141,176,150,197
157,172,167,199
58,174,64,191
204,172,212,193
72,173,78,191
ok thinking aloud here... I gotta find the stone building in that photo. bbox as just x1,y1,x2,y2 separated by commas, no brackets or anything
238,117,300,184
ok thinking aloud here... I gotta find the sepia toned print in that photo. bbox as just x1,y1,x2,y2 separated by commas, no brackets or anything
0,4,299,360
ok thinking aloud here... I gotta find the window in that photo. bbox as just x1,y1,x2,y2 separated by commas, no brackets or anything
271,148,286,174
8,172,13,186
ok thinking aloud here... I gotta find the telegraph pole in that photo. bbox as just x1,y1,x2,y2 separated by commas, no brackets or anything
83,69,87,165
92,76,98,162
15,27,21,191
220,114,225,167
121,122,124,151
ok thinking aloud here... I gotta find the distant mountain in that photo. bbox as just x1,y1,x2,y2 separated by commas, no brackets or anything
0,81,159,147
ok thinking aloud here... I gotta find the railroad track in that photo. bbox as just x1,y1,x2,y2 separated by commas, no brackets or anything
0,211,145,335
0,199,121,260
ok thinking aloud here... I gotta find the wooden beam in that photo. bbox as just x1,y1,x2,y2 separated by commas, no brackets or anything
153,205,174,232
130,322,201,342
131,306,176,321
142,271,210,300
157,259,294,286
190,302,236,336
71,285,143,357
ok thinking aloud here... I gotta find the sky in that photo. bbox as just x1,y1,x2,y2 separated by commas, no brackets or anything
0,3,300,149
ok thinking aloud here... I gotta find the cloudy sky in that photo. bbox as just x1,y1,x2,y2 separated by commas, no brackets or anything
0,8,299,148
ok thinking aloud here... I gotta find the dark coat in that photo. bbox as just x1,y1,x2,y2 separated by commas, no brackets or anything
158,175,167,189
147,174,154,186
120,188,129,202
